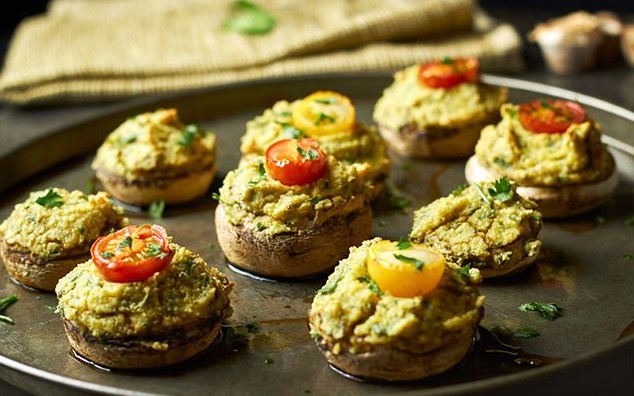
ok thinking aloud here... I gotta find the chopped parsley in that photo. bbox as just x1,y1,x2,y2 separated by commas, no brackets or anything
396,236,411,250
318,277,340,295
249,161,267,185
473,183,491,205
0,294,18,325
224,0,276,35
283,125,304,139
35,189,64,208
540,100,550,109
451,183,468,196
117,236,133,253
313,98,336,105
519,302,561,321
148,200,165,219
119,134,137,144
178,124,200,147
493,157,510,168
394,254,424,271
513,327,540,339
441,56,453,64
314,112,335,126
145,242,167,258
296,146,318,160
101,251,114,259
455,264,471,281
487,177,512,202
256,222,265,231
623,253,632,260
357,276,382,295
507,108,518,118
86,179,95,194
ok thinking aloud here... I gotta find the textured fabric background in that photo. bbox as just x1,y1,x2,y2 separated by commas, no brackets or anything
0,0,525,105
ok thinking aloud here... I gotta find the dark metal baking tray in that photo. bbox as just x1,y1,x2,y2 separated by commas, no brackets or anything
0,73,633,396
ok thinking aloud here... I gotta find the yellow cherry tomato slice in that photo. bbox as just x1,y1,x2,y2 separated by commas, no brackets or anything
291,91,356,136
367,240,445,298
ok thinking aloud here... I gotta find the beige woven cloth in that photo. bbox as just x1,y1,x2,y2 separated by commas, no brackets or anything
0,0,525,105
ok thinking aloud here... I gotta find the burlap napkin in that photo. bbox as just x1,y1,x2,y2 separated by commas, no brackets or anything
0,0,525,105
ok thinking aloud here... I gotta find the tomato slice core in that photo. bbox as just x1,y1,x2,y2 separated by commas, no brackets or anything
417,57,479,89
291,91,356,136
519,99,587,134
91,224,173,283
265,138,328,186
366,240,445,298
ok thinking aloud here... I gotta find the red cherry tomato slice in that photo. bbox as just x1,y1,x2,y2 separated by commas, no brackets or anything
265,138,328,186
418,57,479,89
91,224,173,283
519,99,587,134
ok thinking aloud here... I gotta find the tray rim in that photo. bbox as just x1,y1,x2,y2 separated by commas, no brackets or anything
1,72,633,396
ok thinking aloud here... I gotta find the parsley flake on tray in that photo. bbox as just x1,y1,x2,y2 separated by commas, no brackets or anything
519,302,562,321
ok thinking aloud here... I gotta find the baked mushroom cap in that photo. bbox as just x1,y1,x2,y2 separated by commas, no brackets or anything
62,318,221,369
215,204,372,279
95,164,216,206
377,112,498,159
0,239,88,291
317,312,480,382
465,155,619,218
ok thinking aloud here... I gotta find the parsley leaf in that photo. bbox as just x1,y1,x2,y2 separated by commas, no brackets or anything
315,112,335,126
513,327,540,339
488,177,512,202
455,264,471,281
117,236,133,253
119,134,137,145
146,242,167,258
297,146,318,160
224,0,276,35
473,183,491,205
394,254,424,271
0,294,18,325
313,98,336,105
519,302,561,321
148,200,165,219
441,56,453,64
178,125,199,147
396,236,411,250
249,161,268,185
357,276,382,295
451,183,468,196
101,251,114,259
318,278,339,295
35,189,64,208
